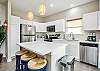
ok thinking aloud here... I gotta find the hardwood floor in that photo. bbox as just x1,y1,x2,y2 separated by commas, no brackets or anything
0,59,15,71
0,60,100,71
74,62,100,71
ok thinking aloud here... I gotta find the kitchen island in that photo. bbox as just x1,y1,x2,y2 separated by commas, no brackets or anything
17,41,67,71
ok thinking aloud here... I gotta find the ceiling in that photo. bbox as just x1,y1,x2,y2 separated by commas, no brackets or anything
11,0,95,17
0,0,7,3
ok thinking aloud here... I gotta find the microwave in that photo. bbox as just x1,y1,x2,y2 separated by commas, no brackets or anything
47,25,55,32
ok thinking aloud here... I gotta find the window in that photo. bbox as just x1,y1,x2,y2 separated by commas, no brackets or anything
66,19,82,34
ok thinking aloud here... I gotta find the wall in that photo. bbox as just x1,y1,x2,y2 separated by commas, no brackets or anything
0,3,7,25
99,0,100,11
44,0,99,22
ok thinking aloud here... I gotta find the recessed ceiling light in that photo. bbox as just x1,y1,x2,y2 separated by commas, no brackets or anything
50,4,54,7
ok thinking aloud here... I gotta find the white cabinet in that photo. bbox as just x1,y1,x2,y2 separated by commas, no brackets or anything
46,21,54,26
55,19,65,32
35,22,46,32
66,41,79,61
83,12,98,30
21,19,65,32
10,16,20,57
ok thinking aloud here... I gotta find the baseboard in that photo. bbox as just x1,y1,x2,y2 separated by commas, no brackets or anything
7,58,12,62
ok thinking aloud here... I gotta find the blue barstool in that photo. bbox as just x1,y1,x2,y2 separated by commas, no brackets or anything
27,58,47,71
16,50,28,71
21,52,37,71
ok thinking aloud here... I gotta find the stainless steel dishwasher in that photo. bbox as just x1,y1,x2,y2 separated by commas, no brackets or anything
80,42,98,66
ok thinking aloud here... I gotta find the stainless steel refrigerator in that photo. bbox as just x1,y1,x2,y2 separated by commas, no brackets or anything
20,24,36,42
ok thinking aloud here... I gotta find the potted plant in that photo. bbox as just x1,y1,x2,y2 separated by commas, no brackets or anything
0,26,6,63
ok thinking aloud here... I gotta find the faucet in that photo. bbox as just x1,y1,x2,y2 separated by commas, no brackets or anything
69,32,75,40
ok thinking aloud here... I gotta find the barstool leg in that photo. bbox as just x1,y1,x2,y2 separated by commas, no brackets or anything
21,60,29,71
21,64,23,71
16,55,21,71
24,61,28,71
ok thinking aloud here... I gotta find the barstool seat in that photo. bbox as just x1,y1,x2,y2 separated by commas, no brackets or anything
28,58,47,70
16,50,29,56
21,52,36,61
21,52,37,71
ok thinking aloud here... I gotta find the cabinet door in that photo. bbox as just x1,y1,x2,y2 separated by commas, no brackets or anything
66,43,71,55
46,19,65,32
66,41,79,60
41,23,46,32
55,19,65,32
35,23,40,32
35,23,46,32
83,12,98,30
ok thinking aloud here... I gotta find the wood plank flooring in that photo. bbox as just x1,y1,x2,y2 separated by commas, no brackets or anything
0,60,100,71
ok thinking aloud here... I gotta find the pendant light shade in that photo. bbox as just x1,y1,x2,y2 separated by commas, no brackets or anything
27,11,34,20
38,2,46,15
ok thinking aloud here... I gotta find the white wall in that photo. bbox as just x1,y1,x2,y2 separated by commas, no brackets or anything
0,3,7,25
98,0,100,10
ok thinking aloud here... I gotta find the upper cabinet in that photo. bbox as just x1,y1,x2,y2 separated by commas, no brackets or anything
83,11,98,30
46,19,65,32
55,19,65,32
20,18,65,32
35,22,46,32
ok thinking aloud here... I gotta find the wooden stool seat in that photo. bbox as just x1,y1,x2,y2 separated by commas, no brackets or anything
16,50,29,56
21,52,37,71
21,52,36,61
28,58,47,70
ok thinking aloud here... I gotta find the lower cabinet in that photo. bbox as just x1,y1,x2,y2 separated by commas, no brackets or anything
66,41,79,61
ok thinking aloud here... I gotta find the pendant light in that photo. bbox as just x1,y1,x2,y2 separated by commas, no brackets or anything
27,11,34,21
38,0,46,15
